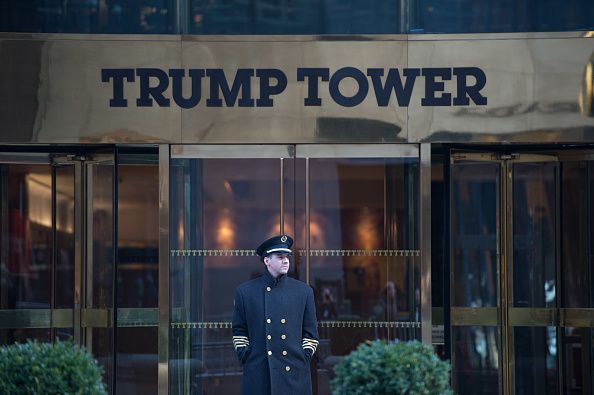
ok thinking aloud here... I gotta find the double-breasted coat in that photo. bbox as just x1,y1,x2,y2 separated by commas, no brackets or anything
232,270,319,395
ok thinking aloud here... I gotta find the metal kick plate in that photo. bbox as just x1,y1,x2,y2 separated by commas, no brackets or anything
451,307,498,326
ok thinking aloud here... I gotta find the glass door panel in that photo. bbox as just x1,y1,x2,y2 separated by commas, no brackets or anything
0,158,55,344
115,152,160,395
168,144,422,395
169,145,292,395
83,152,117,394
55,165,75,311
451,151,594,395
450,157,501,395
295,145,420,395
510,160,558,395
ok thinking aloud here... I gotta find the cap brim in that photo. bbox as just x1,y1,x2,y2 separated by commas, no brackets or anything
265,248,293,255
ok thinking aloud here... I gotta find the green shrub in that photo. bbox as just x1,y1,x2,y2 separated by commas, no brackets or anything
332,340,452,395
0,340,107,395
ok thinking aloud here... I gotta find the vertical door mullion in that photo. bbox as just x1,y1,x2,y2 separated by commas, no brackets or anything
280,158,284,234
85,162,94,352
112,152,119,395
502,160,512,395
158,145,170,395
420,143,431,344
551,158,561,394
51,165,57,340
305,157,310,285
74,160,84,345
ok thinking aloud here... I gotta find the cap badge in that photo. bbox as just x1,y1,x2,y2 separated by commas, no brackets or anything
281,235,287,242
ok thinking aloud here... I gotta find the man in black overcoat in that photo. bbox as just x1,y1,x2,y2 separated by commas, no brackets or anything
232,235,319,395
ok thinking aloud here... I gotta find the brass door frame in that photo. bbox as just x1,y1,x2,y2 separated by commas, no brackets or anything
450,152,505,394
450,150,594,394
163,143,427,395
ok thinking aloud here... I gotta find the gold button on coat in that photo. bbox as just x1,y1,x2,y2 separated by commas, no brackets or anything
267,335,272,340
280,319,286,324
285,366,291,371
281,335,286,340
268,351,272,356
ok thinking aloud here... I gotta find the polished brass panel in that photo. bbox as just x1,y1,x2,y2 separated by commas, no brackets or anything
0,38,182,144
171,145,294,159
508,308,558,326
295,144,418,158
81,308,112,328
0,309,51,329
180,41,408,144
420,143,432,345
408,37,594,143
451,307,499,326
560,308,594,327
52,309,74,328
117,308,159,327
0,33,592,144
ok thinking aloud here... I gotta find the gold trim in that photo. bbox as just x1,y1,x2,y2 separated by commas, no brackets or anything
52,309,74,328
170,320,421,329
560,308,594,327
451,307,499,326
508,307,557,326
302,249,420,257
170,249,257,257
169,248,421,257
81,308,112,328
318,320,421,329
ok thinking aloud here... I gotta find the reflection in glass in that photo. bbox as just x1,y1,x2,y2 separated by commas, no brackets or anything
116,159,159,394
87,161,115,393
170,158,282,395
0,164,52,310
410,0,594,33
0,329,51,345
562,327,592,395
117,164,159,308
0,1,176,34
514,326,558,395
453,326,499,395
561,161,590,308
512,163,556,308
55,165,75,308
451,163,499,308
304,157,418,395
116,327,158,395
190,0,401,34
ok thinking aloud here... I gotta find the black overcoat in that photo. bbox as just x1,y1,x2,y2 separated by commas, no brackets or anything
232,270,319,395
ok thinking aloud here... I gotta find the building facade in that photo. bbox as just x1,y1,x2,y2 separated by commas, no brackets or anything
0,1,593,394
